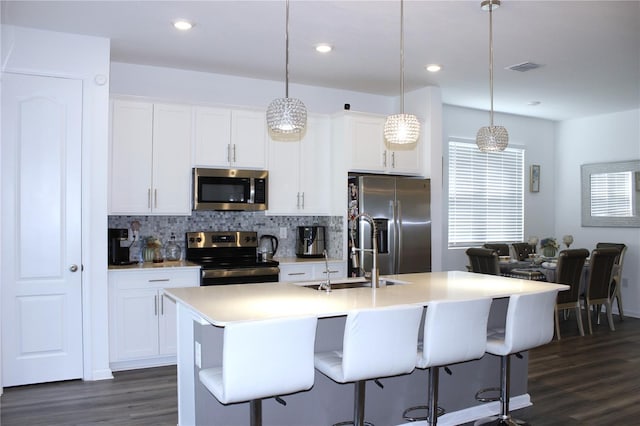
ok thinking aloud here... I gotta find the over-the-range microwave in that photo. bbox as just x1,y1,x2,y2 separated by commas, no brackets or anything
192,168,268,211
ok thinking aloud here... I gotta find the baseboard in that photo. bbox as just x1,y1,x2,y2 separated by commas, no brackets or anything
89,368,114,381
395,393,532,426
110,355,176,372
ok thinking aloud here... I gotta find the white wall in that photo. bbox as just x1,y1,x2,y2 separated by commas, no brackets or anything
556,109,640,317
1,25,112,381
110,62,394,115
439,105,557,272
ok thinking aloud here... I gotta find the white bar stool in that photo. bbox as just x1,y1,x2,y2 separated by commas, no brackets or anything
475,290,559,426
315,304,424,426
402,298,493,425
199,315,318,426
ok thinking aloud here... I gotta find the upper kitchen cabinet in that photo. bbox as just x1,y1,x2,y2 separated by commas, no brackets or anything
109,99,192,215
193,106,267,170
267,114,331,215
333,111,423,176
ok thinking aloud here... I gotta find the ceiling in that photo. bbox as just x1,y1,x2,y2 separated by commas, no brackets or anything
2,0,639,121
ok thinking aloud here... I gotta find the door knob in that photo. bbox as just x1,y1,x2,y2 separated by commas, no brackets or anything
69,264,79,272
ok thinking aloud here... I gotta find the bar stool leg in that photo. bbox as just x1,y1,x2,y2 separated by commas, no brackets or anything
250,399,262,426
428,367,439,426
475,356,528,426
354,380,365,426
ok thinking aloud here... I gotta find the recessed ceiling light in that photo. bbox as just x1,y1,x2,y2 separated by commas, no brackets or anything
425,64,442,72
527,101,541,106
315,43,333,53
173,20,194,31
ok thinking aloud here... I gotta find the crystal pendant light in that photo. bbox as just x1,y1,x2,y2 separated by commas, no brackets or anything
384,0,420,145
476,0,509,152
266,0,307,135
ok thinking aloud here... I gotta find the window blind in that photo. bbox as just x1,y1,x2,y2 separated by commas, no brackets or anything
448,140,524,247
590,171,633,217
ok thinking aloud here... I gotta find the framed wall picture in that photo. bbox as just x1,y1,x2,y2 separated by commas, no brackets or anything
530,165,540,192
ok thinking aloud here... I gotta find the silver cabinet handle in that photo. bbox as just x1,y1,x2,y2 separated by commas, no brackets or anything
383,150,387,167
233,144,237,162
392,152,396,168
287,272,306,276
296,192,300,209
301,192,305,209
154,189,158,209
154,295,158,316
148,278,170,282
69,264,78,272
160,294,164,315
147,188,151,209
227,144,231,162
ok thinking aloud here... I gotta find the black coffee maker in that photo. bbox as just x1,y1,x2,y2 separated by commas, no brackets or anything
109,228,133,265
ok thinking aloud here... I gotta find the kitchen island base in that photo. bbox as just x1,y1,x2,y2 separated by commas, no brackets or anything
179,302,531,426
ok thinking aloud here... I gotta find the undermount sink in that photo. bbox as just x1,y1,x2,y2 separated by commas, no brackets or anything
299,277,407,291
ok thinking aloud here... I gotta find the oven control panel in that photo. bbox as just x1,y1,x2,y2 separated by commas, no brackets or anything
186,231,258,248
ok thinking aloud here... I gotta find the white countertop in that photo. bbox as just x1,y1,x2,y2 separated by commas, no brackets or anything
163,271,568,327
108,260,201,271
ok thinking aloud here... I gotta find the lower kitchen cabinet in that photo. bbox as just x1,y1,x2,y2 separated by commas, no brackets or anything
279,260,346,282
108,267,199,370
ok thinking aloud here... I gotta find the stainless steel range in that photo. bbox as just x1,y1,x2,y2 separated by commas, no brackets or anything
185,231,280,286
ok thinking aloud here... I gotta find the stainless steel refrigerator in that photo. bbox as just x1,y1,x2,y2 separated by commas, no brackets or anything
348,174,431,276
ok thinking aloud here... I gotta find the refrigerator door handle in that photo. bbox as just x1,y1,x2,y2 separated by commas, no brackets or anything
396,199,402,274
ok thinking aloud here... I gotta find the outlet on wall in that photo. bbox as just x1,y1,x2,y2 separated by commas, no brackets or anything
279,227,287,239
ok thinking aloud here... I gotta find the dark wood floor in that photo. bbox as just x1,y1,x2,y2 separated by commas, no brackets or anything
2,314,639,425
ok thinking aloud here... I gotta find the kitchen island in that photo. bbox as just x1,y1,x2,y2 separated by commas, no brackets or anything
164,271,567,426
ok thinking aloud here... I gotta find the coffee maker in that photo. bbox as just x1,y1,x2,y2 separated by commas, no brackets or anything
109,228,133,265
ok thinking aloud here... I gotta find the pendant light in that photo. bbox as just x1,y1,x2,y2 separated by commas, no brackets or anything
476,0,509,152
266,0,307,135
383,0,421,145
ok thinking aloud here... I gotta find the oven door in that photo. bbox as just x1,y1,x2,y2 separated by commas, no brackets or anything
200,266,280,286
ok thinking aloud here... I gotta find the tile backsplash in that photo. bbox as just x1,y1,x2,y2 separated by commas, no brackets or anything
108,211,344,260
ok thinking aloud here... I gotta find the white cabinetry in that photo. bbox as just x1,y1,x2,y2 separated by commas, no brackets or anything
267,114,331,215
109,99,192,215
279,260,346,282
193,107,267,169
335,112,422,176
108,267,199,370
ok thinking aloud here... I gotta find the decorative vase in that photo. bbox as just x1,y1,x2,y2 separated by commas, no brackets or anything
143,247,155,263
542,246,557,258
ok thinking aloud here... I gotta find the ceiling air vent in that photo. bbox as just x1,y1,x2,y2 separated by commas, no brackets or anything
505,62,542,72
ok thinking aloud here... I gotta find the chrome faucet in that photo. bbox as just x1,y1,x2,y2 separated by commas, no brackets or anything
350,213,379,288
318,249,331,292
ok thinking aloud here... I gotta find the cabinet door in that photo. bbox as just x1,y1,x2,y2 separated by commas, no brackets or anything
152,103,192,215
348,115,386,173
388,142,422,175
158,292,178,355
299,115,331,215
230,109,267,169
267,133,301,214
111,287,159,361
279,263,314,282
109,100,153,214
193,106,232,167
314,261,347,280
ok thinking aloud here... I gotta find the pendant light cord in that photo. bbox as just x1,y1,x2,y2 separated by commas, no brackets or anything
489,1,494,126
400,0,405,114
285,0,290,98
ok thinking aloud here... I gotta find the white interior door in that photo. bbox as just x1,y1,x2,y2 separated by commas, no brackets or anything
1,72,83,386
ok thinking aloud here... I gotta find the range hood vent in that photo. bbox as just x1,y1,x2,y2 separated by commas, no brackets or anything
505,61,542,72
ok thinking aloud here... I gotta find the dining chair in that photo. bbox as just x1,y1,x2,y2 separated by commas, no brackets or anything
583,248,619,334
466,248,500,275
554,248,589,340
596,242,627,320
483,243,510,257
511,243,535,261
